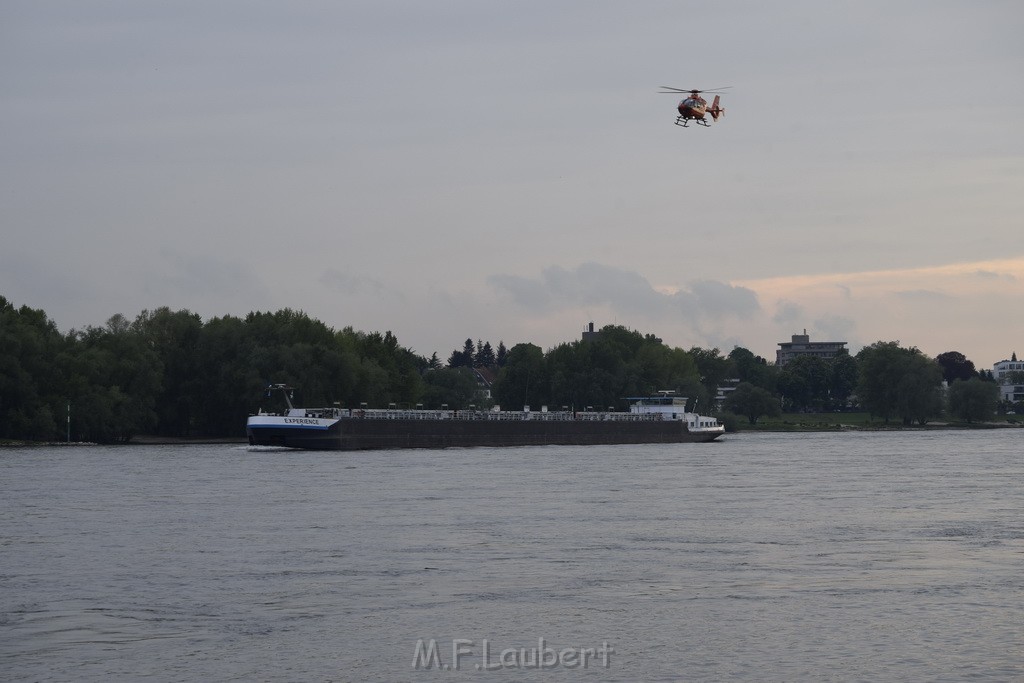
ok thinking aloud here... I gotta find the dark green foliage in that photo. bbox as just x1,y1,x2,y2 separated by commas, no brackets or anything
777,355,830,412
895,354,944,425
829,351,859,408
856,341,943,424
688,346,732,400
0,297,66,440
190,314,266,436
947,377,999,423
492,343,545,410
475,340,496,368
728,347,776,391
936,351,977,384
422,367,480,409
856,342,905,422
491,326,702,413
67,315,162,442
4,296,1002,442
723,382,782,424
0,298,429,442
447,338,474,368
133,307,203,437
776,352,858,412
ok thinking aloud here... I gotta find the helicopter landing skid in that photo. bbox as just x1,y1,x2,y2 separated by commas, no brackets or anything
675,117,709,127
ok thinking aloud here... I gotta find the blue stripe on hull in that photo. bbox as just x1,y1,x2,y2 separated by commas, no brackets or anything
247,417,721,450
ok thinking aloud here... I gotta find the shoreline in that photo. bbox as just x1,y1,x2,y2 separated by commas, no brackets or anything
2,422,1019,447
735,421,1022,433
1,437,248,447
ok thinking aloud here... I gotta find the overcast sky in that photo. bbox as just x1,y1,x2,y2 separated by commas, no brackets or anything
3,1,1022,367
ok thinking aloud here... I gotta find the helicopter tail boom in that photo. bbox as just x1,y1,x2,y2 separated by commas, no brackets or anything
708,95,724,121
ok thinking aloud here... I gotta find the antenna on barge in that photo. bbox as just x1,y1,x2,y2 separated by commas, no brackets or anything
266,383,295,411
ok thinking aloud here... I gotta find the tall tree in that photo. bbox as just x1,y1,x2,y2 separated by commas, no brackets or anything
895,353,944,425
728,346,776,391
855,342,904,423
64,315,163,442
133,307,204,437
777,355,830,411
421,367,480,409
447,338,475,368
936,351,977,384
947,377,999,423
0,297,66,440
856,341,943,424
476,341,496,368
689,347,732,400
492,343,545,410
723,382,781,425
192,314,264,436
829,351,859,409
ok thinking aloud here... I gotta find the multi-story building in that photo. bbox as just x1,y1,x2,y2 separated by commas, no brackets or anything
993,353,1024,404
775,330,847,367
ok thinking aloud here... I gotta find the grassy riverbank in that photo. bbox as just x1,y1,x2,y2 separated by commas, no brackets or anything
730,412,1022,432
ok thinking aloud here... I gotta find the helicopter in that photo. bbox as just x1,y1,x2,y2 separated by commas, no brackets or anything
658,86,729,127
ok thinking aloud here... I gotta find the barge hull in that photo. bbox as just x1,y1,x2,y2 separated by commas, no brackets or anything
247,417,720,450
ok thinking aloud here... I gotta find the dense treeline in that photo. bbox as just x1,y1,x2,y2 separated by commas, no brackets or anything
0,296,1012,443
1,300,428,442
723,342,1007,426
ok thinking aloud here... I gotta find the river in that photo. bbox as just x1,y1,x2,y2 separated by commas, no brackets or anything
2,430,1021,681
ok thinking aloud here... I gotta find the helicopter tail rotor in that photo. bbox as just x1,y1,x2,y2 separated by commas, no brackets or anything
709,95,724,121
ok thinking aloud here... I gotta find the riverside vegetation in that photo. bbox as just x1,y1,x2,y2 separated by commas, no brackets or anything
1,296,1018,444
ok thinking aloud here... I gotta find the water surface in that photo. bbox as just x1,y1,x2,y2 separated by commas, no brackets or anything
2,431,1022,681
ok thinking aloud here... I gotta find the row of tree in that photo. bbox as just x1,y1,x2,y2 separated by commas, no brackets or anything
2,300,429,442
723,343,1011,426
1,296,1015,443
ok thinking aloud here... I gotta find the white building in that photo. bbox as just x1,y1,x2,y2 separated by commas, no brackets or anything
993,353,1024,403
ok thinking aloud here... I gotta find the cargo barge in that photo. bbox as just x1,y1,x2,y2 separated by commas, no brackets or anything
246,385,723,450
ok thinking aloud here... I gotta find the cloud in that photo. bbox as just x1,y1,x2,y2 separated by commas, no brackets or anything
732,255,1024,364
0,250,93,314
811,315,858,346
973,269,1016,282
489,263,672,316
689,279,760,319
738,256,1024,298
892,289,951,301
319,268,389,296
146,249,267,300
489,263,761,324
772,300,804,325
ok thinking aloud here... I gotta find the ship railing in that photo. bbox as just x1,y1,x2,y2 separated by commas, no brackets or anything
303,408,342,419
253,407,343,418
338,409,666,422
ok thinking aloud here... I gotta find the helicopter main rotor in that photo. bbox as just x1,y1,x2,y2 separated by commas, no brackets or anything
658,86,731,95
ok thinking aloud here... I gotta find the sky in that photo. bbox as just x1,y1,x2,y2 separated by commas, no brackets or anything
2,1,1022,368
